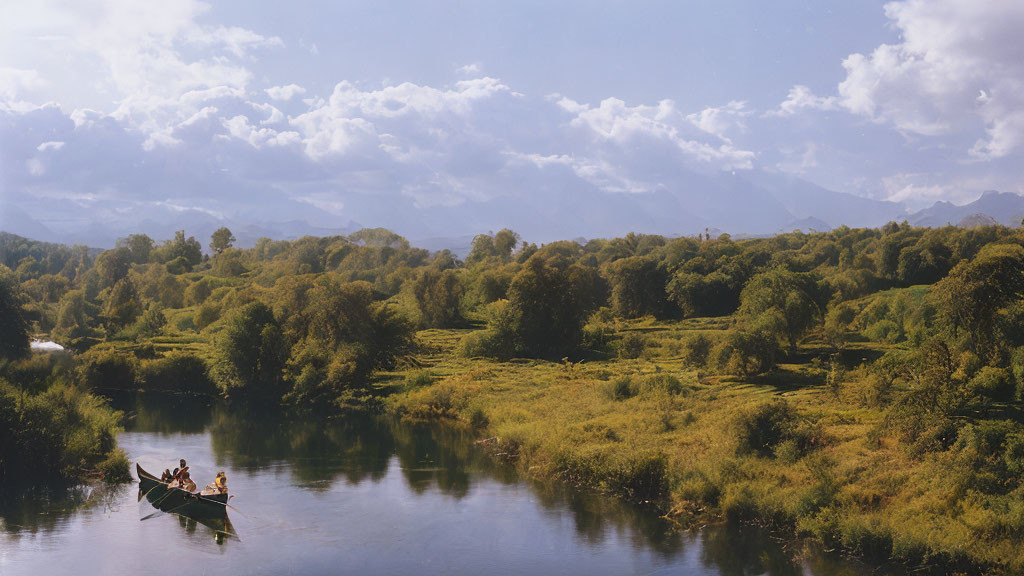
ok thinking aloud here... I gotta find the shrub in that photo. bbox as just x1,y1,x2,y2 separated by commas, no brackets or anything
97,448,131,484
970,366,1015,402
681,333,712,366
193,301,221,331
405,370,435,389
709,330,778,376
77,349,138,390
602,375,637,401
618,333,647,359
605,451,669,504
640,373,683,395
469,407,489,429
734,400,821,458
139,353,215,395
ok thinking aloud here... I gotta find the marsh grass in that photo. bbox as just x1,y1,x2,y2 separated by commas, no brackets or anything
385,320,1024,572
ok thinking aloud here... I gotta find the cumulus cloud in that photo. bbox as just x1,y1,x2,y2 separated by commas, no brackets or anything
566,97,755,170
766,85,837,117
837,0,1024,158
265,84,307,101
36,141,65,151
686,100,750,141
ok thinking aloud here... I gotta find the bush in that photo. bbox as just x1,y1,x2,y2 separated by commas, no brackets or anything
733,400,821,458
469,407,489,429
193,301,221,331
605,451,669,504
405,370,435,389
618,333,647,359
97,448,131,483
603,375,637,401
681,333,712,366
140,353,215,395
77,349,138,390
640,373,683,395
970,366,1015,402
709,330,778,376
0,381,125,482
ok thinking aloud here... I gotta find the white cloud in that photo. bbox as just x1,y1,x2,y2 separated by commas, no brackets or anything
0,67,45,101
568,97,755,170
36,141,65,151
686,100,750,141
265,84,307,101
187,25,283,58
837,0,1024,158
456,63,481,75
766,85,837,117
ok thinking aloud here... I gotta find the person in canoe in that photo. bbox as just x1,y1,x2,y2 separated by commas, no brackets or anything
202,471,228,496
169,459,197,492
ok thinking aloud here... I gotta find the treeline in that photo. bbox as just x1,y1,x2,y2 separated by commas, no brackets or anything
4,221,1024,445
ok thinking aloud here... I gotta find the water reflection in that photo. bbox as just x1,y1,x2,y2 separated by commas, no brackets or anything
0,392,901,575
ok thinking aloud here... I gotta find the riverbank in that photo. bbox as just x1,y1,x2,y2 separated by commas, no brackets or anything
386,321,1017,575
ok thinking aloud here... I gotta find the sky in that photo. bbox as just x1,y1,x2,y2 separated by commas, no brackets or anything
1,0,1023,243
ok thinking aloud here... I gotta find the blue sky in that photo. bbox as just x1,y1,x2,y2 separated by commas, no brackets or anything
2,0,1023,242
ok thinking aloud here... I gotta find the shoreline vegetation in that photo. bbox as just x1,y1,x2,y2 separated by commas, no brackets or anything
3,223,1024,573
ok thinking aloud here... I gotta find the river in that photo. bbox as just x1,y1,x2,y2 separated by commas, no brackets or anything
0,393,899,575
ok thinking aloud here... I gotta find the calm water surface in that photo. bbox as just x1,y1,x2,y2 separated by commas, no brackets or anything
0,393,895,575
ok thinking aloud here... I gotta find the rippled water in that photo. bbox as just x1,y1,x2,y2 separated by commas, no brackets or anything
0,393,894,575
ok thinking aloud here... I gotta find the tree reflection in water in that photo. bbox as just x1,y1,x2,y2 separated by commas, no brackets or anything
0,392,899,574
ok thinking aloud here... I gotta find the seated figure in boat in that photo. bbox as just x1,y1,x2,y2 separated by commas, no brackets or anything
169,459,196,491
202,471,228,496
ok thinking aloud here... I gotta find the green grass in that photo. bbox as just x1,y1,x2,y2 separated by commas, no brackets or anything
386,319,1023,573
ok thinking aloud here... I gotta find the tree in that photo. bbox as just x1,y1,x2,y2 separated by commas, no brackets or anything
413,269,465,328
210,227,236,254
213,302,289,403
666,271,739,317
52,290,97,342
167,231,202,269
103,278,142,330
466,255,604,359
739,268,826,352
492,229,520,262
95,247,133,288
136,302,167,337
606,256,672,319
0,267,30,360
121,234,154,264
933,243,1024,357
466,234,496,264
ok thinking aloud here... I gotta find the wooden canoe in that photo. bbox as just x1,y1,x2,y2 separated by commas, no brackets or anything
137,463,229,517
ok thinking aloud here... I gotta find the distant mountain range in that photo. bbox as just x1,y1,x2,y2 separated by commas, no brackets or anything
907,190,1024,228
2,177,1022,256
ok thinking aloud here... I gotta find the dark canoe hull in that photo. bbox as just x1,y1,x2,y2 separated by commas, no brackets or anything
137,463,228,518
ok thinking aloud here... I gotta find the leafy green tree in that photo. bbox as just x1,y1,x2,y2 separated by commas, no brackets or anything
95,247,133,288
933,243,1024,357
103,278,142,330
466,233,496,264
213,302,289,403
492,229,520,262
136,302,167,337
52,290,98,343
167,231,202,269
606,257,672,319
413,268,464,328
739,268,826,352
666,271,738,317
0,267,30,360
210,227,236,254
466,255,604,359
122,234,154,264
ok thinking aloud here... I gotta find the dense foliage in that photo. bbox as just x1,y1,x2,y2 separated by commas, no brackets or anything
5,220,1024,569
